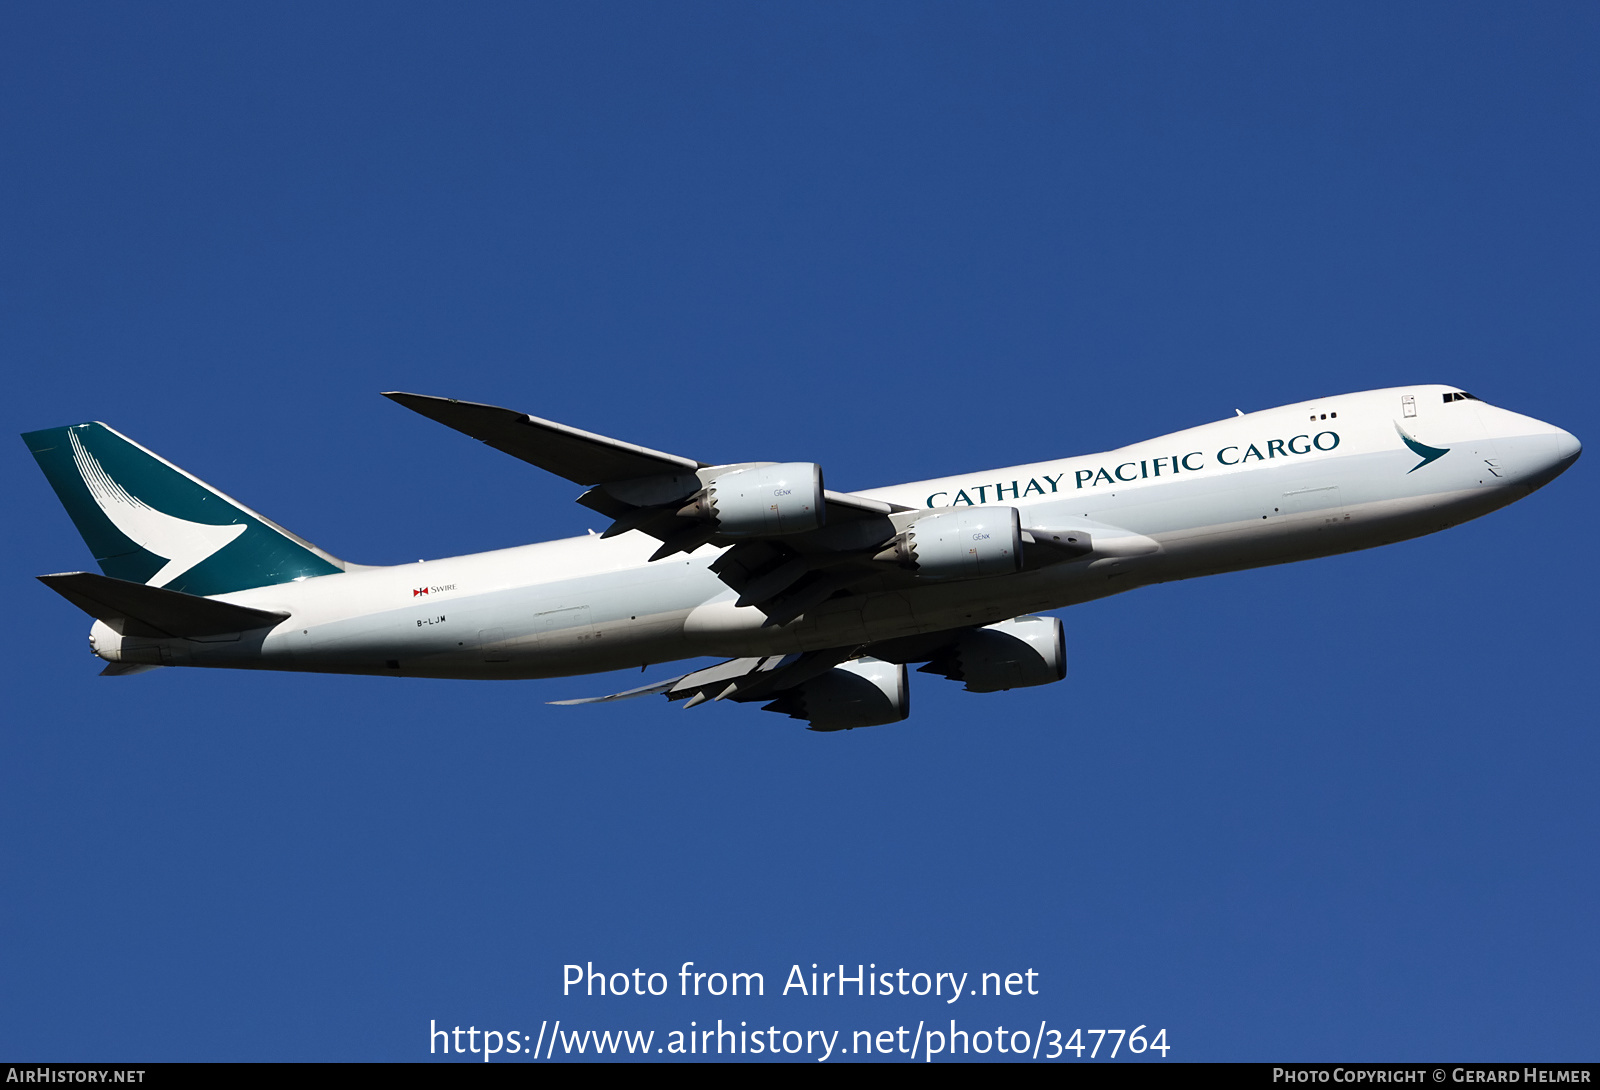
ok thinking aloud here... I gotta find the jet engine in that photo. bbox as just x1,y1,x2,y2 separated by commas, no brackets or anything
762,656,910,731
677,462,824,536
872,507,1022,579
920,615,1066,692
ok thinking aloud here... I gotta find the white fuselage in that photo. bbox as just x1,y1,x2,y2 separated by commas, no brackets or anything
91,386,1579,679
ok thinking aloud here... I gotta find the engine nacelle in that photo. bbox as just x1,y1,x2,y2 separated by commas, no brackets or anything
762,656,910,731
873,507,1022,579
678,462,824,536
921,615,1066,692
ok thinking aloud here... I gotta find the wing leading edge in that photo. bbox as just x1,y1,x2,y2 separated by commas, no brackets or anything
384,391,915,613
382,391,705,484
383,392,1138,622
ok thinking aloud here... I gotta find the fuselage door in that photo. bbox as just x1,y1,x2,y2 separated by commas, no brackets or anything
479,627,509,663
534,605,595,649
1282,484,1347,531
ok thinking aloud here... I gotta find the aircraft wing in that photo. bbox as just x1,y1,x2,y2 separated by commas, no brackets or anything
384,392,1140,620
550,620,1047,715
382,391,704,484
386,392,912,615
551,647,858,709
385,391,902,521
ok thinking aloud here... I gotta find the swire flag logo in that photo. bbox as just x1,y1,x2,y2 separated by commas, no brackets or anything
413,587,429,597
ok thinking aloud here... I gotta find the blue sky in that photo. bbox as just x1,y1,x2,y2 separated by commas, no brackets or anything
3,2,1595,1062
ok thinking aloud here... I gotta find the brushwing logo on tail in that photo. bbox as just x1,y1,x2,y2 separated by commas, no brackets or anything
1394,422,1451,474
69,430,245,587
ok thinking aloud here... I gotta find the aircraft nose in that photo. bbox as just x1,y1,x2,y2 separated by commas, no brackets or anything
1521,425,1580,494
1553,427,1581,464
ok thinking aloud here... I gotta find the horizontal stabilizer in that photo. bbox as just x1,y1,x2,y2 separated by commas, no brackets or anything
38,572,290,639
384,392,704,485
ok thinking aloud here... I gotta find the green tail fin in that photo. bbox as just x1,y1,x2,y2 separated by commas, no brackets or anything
23,422,345,596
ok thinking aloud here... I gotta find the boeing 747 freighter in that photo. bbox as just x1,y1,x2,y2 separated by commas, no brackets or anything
24,386,1579,729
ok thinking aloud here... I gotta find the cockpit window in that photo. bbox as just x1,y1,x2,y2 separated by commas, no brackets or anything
1443,391,1481,403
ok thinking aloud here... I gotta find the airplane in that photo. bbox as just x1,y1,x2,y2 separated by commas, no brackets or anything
23,385,1580,730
